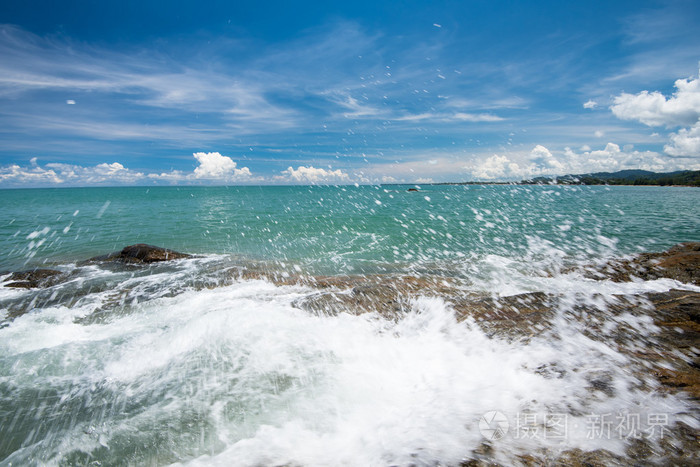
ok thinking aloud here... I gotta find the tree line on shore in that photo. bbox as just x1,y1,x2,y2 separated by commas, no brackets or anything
425,170,700,187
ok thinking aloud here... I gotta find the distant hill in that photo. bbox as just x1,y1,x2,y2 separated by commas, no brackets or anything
523,170,700,186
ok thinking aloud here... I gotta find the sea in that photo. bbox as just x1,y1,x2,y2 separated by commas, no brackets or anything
0,184,698,466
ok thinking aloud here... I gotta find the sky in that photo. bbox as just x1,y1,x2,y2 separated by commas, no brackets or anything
0,0,699,186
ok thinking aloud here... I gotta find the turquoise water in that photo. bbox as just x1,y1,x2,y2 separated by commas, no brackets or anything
2,185,698,273
0,185,699,466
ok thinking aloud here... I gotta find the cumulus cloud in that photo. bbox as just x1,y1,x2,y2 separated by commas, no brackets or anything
468,154,521,180
0,152,255,187
583,100,598,109
280,166,350,184
665,123,700,156
610,70,700,157
468,146,565,180
0,163,63,185
564,143,699,173
611,71,700,127
0,160,145,186
464,141,699,181
192,152,252,180
529,145,565,172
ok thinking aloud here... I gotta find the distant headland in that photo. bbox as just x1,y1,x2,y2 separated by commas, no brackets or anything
428,169,700,187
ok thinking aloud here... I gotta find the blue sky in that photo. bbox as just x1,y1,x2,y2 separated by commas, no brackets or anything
1,0,699,186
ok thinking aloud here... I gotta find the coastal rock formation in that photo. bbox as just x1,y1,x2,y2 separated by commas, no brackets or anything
1,242,697,465
644,289,700,399
86,244,191,264
3,244,191,289
576,241,700,285
3,269,64,288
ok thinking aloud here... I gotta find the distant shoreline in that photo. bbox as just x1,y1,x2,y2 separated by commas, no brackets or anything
0,170,698,189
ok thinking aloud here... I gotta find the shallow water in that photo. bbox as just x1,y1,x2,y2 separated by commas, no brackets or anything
0,185,699,465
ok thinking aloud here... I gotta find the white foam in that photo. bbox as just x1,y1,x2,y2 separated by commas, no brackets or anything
0,265,695,465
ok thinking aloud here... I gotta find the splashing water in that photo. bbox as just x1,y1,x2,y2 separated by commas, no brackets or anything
0,185,698,465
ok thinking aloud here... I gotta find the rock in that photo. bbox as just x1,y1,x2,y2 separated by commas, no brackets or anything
292,284,408,318
86,244,191,264
576,242,700,285
643,289,700,399
3,269,64,288
407,188,419,192
291,274,459,318
451,291,556,339
654,242,700,285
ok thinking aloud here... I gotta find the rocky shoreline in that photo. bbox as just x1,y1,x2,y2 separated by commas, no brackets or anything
2,242,699,465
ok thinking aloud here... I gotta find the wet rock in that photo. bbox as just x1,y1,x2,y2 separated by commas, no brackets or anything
292,280,407,317
451,291,556,339
293,284,409,318
551,448,626,466
86,244,191,264
578,242,700,285
3,269,64,288
291,274,459,318
643,289,700,399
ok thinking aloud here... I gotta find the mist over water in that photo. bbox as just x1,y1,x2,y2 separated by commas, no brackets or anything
0,185,699,465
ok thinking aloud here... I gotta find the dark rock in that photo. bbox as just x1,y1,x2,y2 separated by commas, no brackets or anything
86,244,191,264
3,269,64,288
407,188,419,192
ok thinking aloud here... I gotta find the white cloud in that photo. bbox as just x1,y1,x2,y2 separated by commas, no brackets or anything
0,152,256,187
332,95,383,118
193,152,251,180
355,139,698,184
0,160,145,186
583,100,597,109
0,163,63,185
452,112,504,122
564,143,699,173
393,113,437,122
468,146,565,180
529,145,565,172
147,170,189,183
280,165,350,184
665,122,700,156
392,112,504,123
0,25,299,133
610,70,700,127
468,154,521,180
609,70,700,158
464,141,699,181
45,161,145,184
